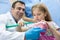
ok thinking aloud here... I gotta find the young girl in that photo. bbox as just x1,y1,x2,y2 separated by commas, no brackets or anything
31,3,59,40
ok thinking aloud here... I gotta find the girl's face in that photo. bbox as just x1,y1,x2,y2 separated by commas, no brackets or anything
33,8,46,22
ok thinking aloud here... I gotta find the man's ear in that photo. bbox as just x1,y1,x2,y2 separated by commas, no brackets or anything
11,8,14,11
10,8,14,13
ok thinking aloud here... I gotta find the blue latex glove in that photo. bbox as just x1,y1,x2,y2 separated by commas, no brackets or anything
25,27,46,40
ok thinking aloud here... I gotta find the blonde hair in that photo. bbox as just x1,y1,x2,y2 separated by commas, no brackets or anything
32,3,52,21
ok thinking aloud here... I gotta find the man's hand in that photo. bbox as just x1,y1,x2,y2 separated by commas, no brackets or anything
25,27,45,40
18,21,24,27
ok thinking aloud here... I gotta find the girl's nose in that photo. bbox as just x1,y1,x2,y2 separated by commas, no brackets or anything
36,15,38,18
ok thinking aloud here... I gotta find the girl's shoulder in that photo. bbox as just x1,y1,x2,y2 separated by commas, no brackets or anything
47,21,55,25
47,21,60,29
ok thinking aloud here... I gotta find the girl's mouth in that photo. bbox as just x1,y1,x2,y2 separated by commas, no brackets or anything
36,19,41,22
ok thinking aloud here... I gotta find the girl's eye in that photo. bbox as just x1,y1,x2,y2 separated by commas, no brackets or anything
33,14,36,16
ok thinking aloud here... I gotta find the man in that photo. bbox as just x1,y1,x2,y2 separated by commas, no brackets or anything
0,1,26,40
0,1,41,40
0,0,34,32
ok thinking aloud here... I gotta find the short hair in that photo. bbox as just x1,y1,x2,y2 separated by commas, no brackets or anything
12,1,25,8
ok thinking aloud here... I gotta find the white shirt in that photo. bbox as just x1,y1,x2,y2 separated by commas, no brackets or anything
0,12,25,40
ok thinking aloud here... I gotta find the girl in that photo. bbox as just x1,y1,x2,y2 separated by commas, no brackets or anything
31,3,58,40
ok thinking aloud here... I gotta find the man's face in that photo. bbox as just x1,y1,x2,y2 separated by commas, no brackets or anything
12,2,25,20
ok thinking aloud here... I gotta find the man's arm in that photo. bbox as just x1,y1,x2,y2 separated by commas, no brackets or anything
0,31,25,40
0,22,25,40
16,25,31,32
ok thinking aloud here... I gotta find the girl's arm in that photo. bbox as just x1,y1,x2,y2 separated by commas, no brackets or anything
49,25,60,40
47,22,60,40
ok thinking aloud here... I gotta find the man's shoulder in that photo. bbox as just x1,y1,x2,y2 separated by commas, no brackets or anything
0,14,6,18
